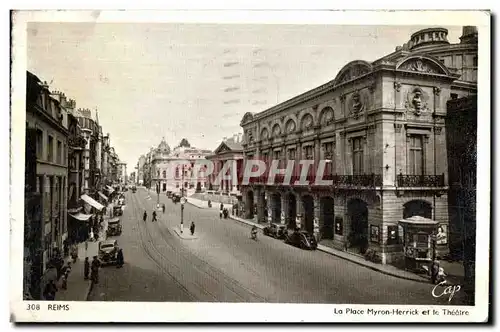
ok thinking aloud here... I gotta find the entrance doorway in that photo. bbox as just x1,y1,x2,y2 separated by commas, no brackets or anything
245,191,254,219
271,193,282,224
320,196,335,240
162,183,167,192
286,193,297,229
347,198,369,254
302,195,314,234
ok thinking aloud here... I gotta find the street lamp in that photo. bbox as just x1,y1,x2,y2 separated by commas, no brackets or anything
180,164,186,233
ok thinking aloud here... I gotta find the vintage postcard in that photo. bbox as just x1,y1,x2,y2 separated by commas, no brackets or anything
10,10,490,322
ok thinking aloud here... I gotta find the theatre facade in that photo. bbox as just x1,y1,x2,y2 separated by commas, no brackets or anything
239,27,478,263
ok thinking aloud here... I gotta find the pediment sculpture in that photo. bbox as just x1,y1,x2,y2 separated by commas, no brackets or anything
398,59,442,74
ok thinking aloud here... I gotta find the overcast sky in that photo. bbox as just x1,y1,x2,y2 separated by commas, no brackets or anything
27,23,462,172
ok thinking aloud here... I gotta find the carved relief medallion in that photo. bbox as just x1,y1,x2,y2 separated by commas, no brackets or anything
349,91,365,119
285,120,296,133
405,87,429,116
301,114,314,130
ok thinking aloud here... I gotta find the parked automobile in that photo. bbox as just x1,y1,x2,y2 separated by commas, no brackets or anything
98,239,119,265
166,191,173,198
113,206,123,217
106,217,122,237
131,186,137,193
284,230,318,250
263,223,287,239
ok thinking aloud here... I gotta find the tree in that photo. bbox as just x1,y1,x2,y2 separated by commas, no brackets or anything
178,138,191,148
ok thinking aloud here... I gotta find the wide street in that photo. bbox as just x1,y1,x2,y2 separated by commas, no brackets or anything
89,187,461,304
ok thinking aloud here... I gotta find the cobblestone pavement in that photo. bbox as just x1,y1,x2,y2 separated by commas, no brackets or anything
89,188,467,305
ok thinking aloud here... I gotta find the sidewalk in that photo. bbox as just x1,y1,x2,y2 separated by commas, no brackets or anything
187,196,233,211
172,226,198,240
228,215,433,284
56,220,110,301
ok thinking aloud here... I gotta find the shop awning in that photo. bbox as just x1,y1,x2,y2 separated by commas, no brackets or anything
399,216,439,226
98,191,109,201
80,194,105,211
69,212,93,221
105,185,115,194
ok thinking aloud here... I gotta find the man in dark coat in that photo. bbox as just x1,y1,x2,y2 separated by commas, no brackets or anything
143,211,147,222
91,256,100,284
152,210,157,222
190,221,195,235
84,257,90,280
162,204,166,214
116,249,124,268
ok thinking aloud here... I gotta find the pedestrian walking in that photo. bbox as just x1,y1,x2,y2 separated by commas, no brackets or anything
43,280,58,300
152,210,157,222
116,249,124,268
84,257,90,280
143,210,147,222
162,204,165,214
91,256,100,284
190,221,195,235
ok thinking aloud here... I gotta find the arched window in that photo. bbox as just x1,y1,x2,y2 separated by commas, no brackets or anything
157,170,160,177
162,170,166,178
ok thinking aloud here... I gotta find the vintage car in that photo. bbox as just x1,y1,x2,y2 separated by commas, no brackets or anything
284,230,318,250
166,191,173,198
263,223,287,239
131,186,137,193
113,205,123,217
98,239,119,265
172,193,181,203
106,217,122,236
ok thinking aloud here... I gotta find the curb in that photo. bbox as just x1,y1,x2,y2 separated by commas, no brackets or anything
228,216,429,284
171,227,198,240
315,246,429,284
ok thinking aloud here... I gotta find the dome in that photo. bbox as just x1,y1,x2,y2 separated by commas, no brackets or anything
156,137,171,155
409,27,449,51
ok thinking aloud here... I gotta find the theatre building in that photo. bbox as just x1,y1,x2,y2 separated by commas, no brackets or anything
240,26,477,264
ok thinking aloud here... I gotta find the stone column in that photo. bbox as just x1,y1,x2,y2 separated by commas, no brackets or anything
296,193,303,230
281,194,288,225
314,137,320,180
313,194,321,239
256,188,266,223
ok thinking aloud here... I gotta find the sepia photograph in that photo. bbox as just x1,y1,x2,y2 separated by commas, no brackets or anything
10,9,490,322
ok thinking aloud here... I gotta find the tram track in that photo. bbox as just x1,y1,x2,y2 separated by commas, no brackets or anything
133,190,268,302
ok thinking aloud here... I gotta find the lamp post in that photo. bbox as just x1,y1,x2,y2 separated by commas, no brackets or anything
180,164,185,233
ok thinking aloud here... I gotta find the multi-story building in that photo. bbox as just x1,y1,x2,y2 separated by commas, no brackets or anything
150,138,175,192
136,154,146,185
25,72,69,293
117,161,127,184
446,95,476,304
170,144,212,193
76,108,101,197
239,26,477,264
101,133,110,185
207,133,244,193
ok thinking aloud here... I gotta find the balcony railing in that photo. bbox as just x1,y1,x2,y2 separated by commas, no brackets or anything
397,174,445,187
246,173,382,188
